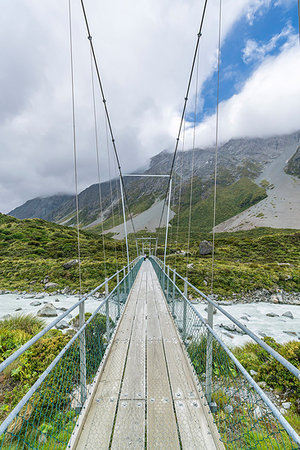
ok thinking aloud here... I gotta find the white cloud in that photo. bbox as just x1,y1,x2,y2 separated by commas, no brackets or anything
0,0,298,212
193,42,300,147
242,23,295,63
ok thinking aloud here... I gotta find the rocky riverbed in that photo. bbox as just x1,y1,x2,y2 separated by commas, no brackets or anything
0,288,299,346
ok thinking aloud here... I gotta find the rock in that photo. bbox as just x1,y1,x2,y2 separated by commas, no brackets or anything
63,259,79,270
35,294,45,299
282,402,291,410
58,307,68,312
55,299,60,302
15,308,22,311
280,408,286,415
257,381,267,389
224,405,233,414
254,406,262,420
283,331,297,337
42,276,49,284
220,323,246,335
61,287,70,295
24,294,35,299
44,282,59,289
30,301,42,307
271,295,279,304
187,263,194,269
38,433,47,444
282,311,293,319
199,240,213,256
266,312,279,317
37,303,58,317
217,301,233,306
240,316,249,321
250,369,258,376
56,320,69,330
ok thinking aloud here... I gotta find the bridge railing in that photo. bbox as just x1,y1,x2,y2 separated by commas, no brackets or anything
0,257,142,450
150,256,300,449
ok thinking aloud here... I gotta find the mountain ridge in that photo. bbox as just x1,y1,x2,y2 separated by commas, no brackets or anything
9,131,300,232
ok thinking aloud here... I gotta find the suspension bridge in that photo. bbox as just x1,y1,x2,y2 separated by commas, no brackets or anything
1,0,300,449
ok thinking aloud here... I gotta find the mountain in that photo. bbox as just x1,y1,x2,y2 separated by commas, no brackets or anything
286,146,300,178
9,194,74,221
8,131,300,233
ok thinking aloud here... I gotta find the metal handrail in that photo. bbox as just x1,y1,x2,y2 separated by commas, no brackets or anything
150,256,300,447
0,256,142,436
151,255,300,381
0,257,140,374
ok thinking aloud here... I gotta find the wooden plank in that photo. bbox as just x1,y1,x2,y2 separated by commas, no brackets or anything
147,340,180,449
76,397,117,449
174,399,218,449
120,339,145,400
111,400,145,449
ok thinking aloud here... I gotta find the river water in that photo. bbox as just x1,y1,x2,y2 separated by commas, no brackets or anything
0,293,299,347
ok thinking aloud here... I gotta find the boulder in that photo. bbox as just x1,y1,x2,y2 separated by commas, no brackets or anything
220,323,246,335
56,320,69,330
35,294,45,299
282,402,291,410
199,240,212,256
266,312,279,317
30,301,42,307
240,316,249,321
15,308,22,311
63,259,79,270
37,303,57,317
44,282,59,289
282,311,293,319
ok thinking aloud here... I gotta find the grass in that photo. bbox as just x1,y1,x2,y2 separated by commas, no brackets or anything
0,213,135,292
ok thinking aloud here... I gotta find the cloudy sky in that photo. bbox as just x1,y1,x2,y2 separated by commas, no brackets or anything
0,0,299,213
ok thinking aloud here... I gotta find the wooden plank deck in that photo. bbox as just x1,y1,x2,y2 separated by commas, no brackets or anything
72,260,223,450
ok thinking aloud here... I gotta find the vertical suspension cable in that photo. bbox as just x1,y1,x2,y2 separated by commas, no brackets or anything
298,0,300,45
211,0,222,294
186,48,200,279
105,118,119,271
174,123,186,270
68,0,82,295
90,49,107,278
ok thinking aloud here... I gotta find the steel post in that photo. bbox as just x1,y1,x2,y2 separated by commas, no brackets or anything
120,177,130,271
172,271,176,316
206,302,214,404
105,278,110,342
117,272,120,319
183,278,187,343
167,266,170,302
79,301,86,405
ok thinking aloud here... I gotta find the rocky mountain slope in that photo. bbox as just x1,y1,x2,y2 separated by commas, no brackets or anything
286,146,300,178
8,131,300,232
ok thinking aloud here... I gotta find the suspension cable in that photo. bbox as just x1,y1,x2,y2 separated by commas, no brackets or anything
157,0,208,234
68,0,82,294
90,49,107,278
186,47,200,278
298,0,300,46
211,0,222,294
105,118,119,270
80,0,138,243
174,125,186,270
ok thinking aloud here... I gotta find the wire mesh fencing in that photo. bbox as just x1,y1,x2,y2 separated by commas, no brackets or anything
0,258,142,450
150,256,300,450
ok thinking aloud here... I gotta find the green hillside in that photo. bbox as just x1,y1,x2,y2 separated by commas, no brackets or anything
0,214,131,292
172,177,267,235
